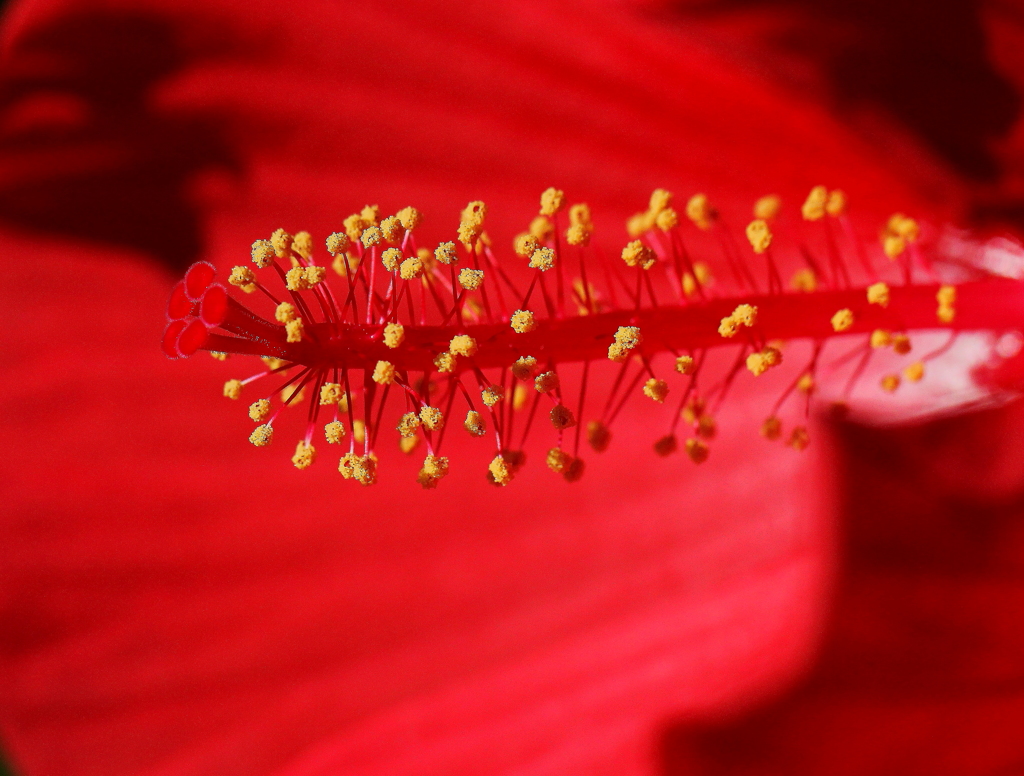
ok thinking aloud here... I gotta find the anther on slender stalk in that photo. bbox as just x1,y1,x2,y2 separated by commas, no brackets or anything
162,188,1024,487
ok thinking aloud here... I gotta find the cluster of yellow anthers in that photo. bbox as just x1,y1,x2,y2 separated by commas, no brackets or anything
164,181,996,488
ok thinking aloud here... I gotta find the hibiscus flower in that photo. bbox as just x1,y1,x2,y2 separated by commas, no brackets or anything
1,1,1023,775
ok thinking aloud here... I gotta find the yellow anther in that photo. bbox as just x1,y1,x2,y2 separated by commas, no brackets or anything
361,226,383,248
380,215,403,244
569,203,592,226
419,406,443,431
464,410,486,436
587,420,611,452
825,190,847,217
435,241,457,265
746,347,783,377
550,404,577,430
360,204,381,225
649,188,673,213
304,266,326,286
285,318,304,343
512,355,538,380
904,362,925,382
626,213,647,238
249,398,270,422
936,284,956,306
249,424,274,446
290,231,312,259
937,305,955,324
285,266,309,291
831,308,855,332
614,326,642,348
353,454,377,487
460,200,486,223
675,355,696,375
539,187,566,216
338,452,358,479
867,282,890,308
653,435,678,457
880,374,901,393
229,266,257,293
372,360,395,385
685,438,709,464
353,419,366,444
787,427,809,451
319,383,342,405
223,379,243,400
888,213,920,242
733,303,758,327
892,334,912,355
655,208,679,232
621,240,656,269
643,378,669,403
530,247,556,271
546,447,573,473
753,195,781,220
324,420,345,444
745,219,772,254
397,412,421,438
251,239,275,268
718,316,740,338
396,206,421,231
326,232,351,256
535,371,559,393
399,256,423,280
681,397,705,424
458,202,486,247
449,334,477,357
513,384,529,411
481,385,503,406
383,322,405,349
529,215,554,241
870,329,892,348
791,268,817,292
514,233,540,258
682,272,698,297
417,454,450,489
797,373,815,394
262,355,285,370
510,309,537,333
434,352,456,373
459,268,484,291
566,223,592,247
291,440,316,469
685,193,716,230
421,453,448,478
209,351,228,361
746,352,766,376
488,453,513,486
381,247,402,272
280,384,305,404
343,214,367,242
760,416,782,440
801,185,828,221
882,234,906,260
399,436,421,454
270,228,293,257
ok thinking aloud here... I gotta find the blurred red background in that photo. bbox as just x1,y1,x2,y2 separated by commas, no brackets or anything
1,1,1023,774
